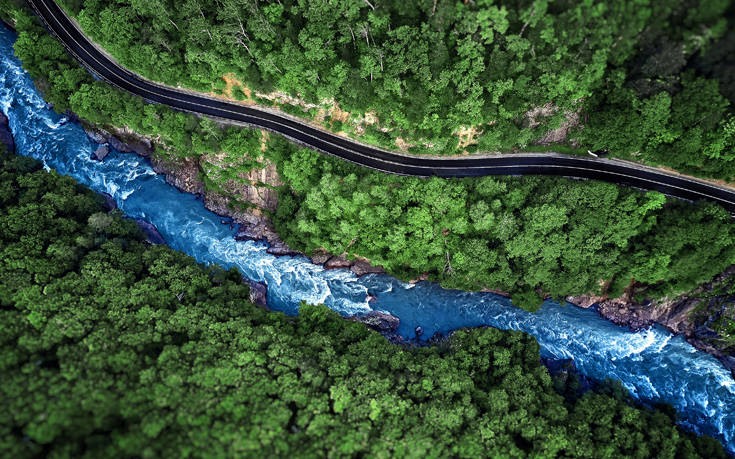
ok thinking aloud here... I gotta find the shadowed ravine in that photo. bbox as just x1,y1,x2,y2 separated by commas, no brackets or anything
1,25,734,452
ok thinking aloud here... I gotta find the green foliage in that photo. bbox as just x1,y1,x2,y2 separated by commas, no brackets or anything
7,6,269,166
275,148,735,308
0,147,726,457
51,0,733,169
9,0,735,312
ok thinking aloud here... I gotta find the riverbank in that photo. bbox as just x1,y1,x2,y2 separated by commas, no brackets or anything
81,121,389,271
0,113,637,385
77,121,735,378
568,269,735,377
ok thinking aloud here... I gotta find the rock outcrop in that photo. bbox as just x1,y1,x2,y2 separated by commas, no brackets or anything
150,155,204,195
568,266,735,377
134,219,166,245
101,192,117,211
309,251,385,275
91,144,109,161
80,122,385,274
350,311,403,343
310,250,332,265
324,255,352,270
350,259,384,276
245,280,268,307
84,124,154,157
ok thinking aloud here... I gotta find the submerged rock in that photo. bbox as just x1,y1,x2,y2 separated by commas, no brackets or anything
134,219,166,245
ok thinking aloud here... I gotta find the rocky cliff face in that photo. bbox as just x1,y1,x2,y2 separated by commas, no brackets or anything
568,266,735,376
84,124,154,158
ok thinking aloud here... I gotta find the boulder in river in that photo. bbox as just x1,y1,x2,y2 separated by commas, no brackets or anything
101,192,117,211
91,144,109,161
134,219,166,245
245,279,268,307
0,112,15,153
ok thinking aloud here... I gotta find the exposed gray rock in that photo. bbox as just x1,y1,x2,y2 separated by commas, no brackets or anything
351,311,400,334
324,255,352,270
568,266,735,378
84,126,108,144
83,125,154,157
350,260,384,276
266,240,299,256
150,155,204,195
235,220,268,241
245,280,268,307
91,144,109,161
134,219,166,245
310,250,331,265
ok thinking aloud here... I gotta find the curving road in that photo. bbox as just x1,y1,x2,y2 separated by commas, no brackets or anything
29,0,735,212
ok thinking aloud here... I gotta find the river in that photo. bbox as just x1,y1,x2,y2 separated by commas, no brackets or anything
1,24,734,452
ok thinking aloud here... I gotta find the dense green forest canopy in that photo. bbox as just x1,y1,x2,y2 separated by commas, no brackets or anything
274,147,735,310
4,3,735,312
0,147,727,457
57,0,735,179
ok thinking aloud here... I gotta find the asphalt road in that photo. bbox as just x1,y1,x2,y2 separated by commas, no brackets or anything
29,0,735,212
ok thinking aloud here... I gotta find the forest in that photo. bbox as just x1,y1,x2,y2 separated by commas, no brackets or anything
274,148,735,311
3,2,735,315
54,0,735,180
0,146,728,457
